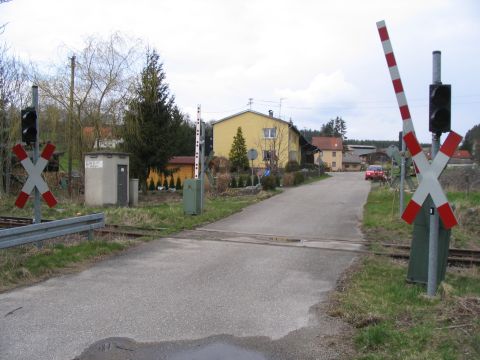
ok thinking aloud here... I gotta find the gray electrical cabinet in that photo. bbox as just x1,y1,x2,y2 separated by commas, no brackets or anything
85,152,129,207
407,197,451,286
183,179,202,215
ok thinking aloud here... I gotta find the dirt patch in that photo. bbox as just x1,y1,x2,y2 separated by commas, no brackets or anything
138,191,182,205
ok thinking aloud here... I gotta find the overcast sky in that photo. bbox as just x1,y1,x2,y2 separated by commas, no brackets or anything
1,0,479,143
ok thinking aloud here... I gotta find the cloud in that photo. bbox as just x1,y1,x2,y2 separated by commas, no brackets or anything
275,71,358,107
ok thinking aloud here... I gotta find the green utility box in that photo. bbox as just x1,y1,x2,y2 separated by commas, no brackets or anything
183,179,202,215
407,197,451,286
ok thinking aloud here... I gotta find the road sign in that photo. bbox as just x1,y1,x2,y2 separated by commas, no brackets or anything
247,148,258,161
402,131,462,229
13,143,57,208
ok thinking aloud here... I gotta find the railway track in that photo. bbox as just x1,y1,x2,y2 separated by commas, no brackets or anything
1,215,478,266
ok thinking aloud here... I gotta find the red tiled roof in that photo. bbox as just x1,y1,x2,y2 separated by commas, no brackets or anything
83,127,113,138
311,136,343,151
452,150,472,159
169,156,195,165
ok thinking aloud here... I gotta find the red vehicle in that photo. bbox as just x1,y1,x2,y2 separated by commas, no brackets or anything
365,165,386,181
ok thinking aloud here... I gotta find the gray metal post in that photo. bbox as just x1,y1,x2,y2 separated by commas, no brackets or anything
200,121,205,212
32,85,41,225
427,51,442,297
399,133,406,215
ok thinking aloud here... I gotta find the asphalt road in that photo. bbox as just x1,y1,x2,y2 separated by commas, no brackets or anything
0,172,370,360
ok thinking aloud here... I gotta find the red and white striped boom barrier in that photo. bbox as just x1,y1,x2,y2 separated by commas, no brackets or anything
376,20,461,229
13,143,57,208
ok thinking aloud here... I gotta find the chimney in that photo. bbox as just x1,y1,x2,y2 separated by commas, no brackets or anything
268,110,273,117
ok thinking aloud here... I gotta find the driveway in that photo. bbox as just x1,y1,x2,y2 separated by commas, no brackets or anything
0,172,370,360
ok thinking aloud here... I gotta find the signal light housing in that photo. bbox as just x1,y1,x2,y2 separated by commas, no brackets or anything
429,84,451,134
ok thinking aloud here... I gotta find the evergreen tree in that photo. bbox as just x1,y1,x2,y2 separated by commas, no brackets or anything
175,177,182,190
228,126,249,172
169,176,175,189
122,50,177,193
319,117,347,139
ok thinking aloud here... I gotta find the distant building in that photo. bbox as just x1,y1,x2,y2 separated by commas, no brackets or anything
343,153,362,171
311,137,343,171
83,127,123,150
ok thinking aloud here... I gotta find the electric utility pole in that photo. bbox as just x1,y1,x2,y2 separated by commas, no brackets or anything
68,55,75,197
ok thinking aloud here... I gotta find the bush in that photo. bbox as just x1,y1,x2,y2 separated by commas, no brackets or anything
238,176,245,187
231,176,238,188
261,175,276,190
285,160,300,173
276,175,281,187
294,171,305,185
253,175,259,186
216,173,231,193
211,156,230,174
246,176,252,186
175,177,182,190
163,178,168,189
169,176,175,188
282,173,295,186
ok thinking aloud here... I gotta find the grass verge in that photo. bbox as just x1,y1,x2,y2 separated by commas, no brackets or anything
331,257,480,359
331,185,480,359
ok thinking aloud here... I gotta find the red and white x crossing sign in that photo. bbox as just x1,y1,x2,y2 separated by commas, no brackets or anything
12,143,57,208
401,131,462,229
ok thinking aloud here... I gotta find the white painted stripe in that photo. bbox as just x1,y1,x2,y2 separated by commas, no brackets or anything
382,40,393,55
395,92,408,107
388,66,400,82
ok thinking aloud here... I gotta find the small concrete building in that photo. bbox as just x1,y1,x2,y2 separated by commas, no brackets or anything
85,152,129,206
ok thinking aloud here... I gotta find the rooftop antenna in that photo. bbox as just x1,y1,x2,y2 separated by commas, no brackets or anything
279,98,286,118
247,98,253,110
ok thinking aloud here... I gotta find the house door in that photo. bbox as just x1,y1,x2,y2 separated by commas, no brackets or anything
117,165,128,206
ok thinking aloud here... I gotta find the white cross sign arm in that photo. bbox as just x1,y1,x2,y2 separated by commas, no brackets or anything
401,131,462,229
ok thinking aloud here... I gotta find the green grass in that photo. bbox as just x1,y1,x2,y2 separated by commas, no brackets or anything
332,257,480,359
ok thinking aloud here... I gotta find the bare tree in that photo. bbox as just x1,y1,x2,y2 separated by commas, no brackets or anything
0,0,12,35
0,44,29,195
35,33,142,175
255,122,290,173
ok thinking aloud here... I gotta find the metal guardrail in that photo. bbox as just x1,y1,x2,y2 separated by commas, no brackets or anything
0,213,105,249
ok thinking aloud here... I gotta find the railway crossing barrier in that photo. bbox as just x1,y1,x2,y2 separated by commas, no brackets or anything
0,213,105,249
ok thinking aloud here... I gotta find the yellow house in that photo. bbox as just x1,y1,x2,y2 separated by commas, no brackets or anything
213,110,318,169
147,156,195,187
311,136,343,171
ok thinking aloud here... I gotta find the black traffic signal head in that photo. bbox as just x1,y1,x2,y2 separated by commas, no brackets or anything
429,84,451,134
21,107,37,144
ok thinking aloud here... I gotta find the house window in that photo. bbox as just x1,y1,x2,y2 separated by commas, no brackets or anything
332,151,336,157
263,150,276,161
345,164,350,168
332,161,337,168
263,128,277,139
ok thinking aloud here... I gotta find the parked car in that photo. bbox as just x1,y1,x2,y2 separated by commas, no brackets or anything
365,165,386,181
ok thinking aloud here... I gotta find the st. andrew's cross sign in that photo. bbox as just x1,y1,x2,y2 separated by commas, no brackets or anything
13,143,57,208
